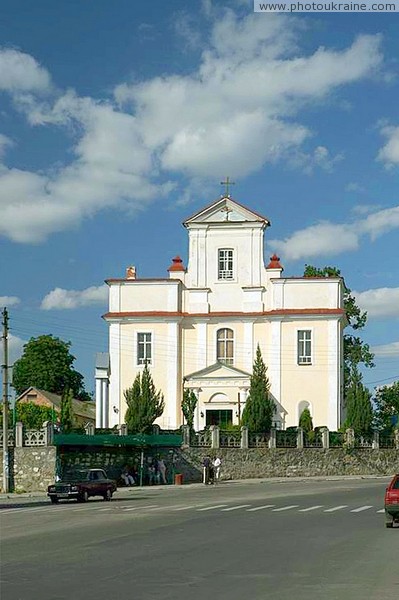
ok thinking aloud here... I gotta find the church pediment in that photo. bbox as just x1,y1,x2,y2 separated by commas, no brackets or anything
183,197,270,226
185,362,251,382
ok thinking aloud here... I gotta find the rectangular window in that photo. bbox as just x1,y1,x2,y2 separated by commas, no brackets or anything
297,330,312,364
137,333,152,365
218,249,234,280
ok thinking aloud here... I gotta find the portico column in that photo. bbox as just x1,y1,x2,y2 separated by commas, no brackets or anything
193,388,202,431
95,378,103,427
102,378,109,427
238,388,249,424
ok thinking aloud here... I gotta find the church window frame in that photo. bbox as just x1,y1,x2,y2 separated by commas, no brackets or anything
218,248,234,280
297,329,312,365
137,332,153,366
216,328,234,365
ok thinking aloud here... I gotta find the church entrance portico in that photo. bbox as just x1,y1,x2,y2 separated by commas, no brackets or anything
183,362,250,430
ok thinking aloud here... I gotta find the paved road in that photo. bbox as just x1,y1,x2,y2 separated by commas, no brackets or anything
1,478,398,600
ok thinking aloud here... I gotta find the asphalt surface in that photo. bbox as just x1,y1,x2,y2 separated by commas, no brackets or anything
1,477,398,600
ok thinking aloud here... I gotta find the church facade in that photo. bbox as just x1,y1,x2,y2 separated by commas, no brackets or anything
99,196,346,431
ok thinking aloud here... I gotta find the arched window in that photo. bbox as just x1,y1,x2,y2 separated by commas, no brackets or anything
217,328,234,365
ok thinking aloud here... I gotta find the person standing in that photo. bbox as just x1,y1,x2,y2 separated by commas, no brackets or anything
202,456,211,485
158,458,167,484
213,456,221,483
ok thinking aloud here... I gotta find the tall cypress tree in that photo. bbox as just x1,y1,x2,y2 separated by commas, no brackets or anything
299,408,313,433
344,366,373,434
182,389,198,430
124,364,165,433
60,388,74,433
241,345,275,432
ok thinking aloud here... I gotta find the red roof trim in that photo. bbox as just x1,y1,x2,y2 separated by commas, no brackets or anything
272,276,342,281
103,308,345,319
105,278,180,284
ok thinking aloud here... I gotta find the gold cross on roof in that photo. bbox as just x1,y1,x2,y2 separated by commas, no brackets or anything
220,176,235,197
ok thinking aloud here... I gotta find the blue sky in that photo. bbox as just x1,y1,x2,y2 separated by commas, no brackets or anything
1,0,398,399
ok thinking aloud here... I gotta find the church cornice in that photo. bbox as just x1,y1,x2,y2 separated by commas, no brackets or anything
103,308,345,321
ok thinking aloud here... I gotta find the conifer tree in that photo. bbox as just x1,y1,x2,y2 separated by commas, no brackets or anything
124,364,165,433
60,388,74,433
299,408,313,433
373,381,399,432
241,345,275,432
344,366,373,434
181,389,198,430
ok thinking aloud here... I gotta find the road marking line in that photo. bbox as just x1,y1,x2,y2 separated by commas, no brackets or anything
1,506,51,514
221,505,251,512
173,506,198,511
299,505,324,512
123,505,159,512
350,505,373,513
146,505,182,511
72,506,106,512
197,505,228,511
246,505,275,512
324,505,348,512
376,509,385,513
272,505,299,512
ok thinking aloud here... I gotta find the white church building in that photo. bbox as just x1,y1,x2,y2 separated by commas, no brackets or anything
96,195,346,431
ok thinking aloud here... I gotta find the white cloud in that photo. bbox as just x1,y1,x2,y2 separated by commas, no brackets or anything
372,341,399,357
354,287,399,319
359,205,399,241
41,285,108,310
0,48,51,92
271,221,359,261
270,204,399,261
0,333,25,367
0,134,13,158
377,124,399,167
289,145,344,174
0,296,20,307
346,182,365,193
0,13,384,243
351,204,381,215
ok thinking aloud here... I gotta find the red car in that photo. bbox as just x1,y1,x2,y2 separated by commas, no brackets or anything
384,473,399,528
47,468,117,504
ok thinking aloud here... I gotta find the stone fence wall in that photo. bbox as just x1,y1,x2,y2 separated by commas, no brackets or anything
1,423,398,492
180,447,399,480
0,448,56,493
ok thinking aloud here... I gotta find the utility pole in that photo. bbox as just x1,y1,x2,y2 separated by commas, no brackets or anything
2,307,9,493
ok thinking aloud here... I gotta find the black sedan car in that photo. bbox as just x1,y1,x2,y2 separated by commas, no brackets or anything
47,468,117,504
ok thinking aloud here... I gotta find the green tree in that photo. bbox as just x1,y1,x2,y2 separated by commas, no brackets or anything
373,381,399,432
60,388,74,433
124,364,165,433
299,408,313,433
241,345,275,432
12,335,90,401
344,366,373,434
181,389,198,430
14,402,54,429
304,265,374,396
